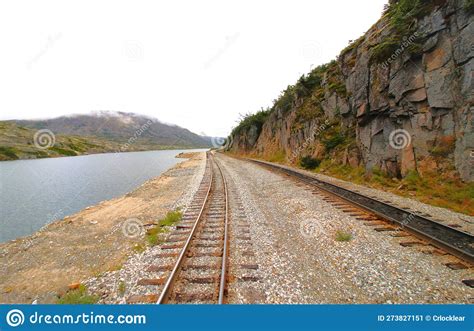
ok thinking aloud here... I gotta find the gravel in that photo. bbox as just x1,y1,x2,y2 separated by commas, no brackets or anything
216,153,473,304
85,152,473,304
84,153,207,303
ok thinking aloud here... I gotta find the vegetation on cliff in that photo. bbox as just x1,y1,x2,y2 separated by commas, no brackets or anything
228,0,473,214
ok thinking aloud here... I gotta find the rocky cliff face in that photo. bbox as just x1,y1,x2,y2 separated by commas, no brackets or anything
229,0,473,182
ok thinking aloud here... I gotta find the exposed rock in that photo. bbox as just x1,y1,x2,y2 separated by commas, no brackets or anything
405,88,428,103
425,64,455,108
400,144,417,177
423,34,452,71
230,0,473,182
453,22,474,64
388,63,425,103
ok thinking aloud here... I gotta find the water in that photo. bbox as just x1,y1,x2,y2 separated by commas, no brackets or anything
0,149,206,243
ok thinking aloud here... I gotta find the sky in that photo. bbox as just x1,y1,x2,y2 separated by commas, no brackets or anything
0,0,387,137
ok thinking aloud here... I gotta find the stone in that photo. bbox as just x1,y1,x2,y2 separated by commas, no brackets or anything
425,65,455,108
405,88,427,103
356,102,368,117
453,22,474,64
401,144,416,177
423,35,452,71
68,282,81,290
423,33,439,52
460,58,474,101
415,112,433,130
388,63,425,103
417,9,446,38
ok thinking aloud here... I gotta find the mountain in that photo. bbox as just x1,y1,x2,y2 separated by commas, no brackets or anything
227,0,473,213
0,111,211,160
15,111,212,148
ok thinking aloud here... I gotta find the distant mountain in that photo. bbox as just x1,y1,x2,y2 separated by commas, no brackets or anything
14,111,212,148
0,111,211,161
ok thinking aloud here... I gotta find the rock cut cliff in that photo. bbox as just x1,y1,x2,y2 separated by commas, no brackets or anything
229,0,473,182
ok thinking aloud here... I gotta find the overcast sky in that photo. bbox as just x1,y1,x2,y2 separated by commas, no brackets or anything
0,0,387,137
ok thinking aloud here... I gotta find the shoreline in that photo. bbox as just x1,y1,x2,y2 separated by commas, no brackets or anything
0,152,206,303
0,146,209,163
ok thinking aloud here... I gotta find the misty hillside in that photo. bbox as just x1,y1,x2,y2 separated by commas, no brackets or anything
0,111,213,161
14,111,212,148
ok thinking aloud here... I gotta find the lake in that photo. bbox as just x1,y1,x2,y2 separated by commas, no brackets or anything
0,149,206,243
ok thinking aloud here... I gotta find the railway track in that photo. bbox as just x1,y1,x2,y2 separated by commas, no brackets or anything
126,152,263,304
154,152,229,304
248,158,474,269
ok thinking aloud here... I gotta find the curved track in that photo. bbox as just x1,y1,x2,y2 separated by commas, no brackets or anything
249,158,474,266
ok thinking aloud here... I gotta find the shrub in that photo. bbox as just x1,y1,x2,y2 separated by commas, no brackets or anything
300,156,321,170
146,210,182,246
335,230,352,242
429,135,455,157
369,39,399,64
231,108,271,137
118,281,126,296
323,133,345,152
465,0,474,12
57,285,98,304
0,146,19,160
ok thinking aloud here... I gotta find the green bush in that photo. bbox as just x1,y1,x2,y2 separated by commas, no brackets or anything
369,39,399,64
0,146,19,160
335,230,352,242
300,156,321,170
323,133,345,152
57,285,98,304
146,210,183,246
465,0,474,12
231,108,271,137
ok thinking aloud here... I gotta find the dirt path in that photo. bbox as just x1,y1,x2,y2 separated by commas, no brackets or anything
0,152,206,303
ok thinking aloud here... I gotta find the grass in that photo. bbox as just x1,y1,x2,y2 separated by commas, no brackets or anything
118,281,126,296
0,146,19,160
57,284,99,304
48,146,78,156
266,150,286,163
335,230,352,242
317,162,474,216
132,243,146,253
145,210,182,246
